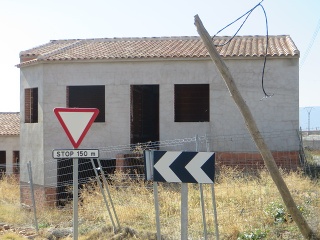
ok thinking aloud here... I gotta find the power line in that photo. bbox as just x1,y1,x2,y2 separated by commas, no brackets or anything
300,18,320,69
213,0,264,46
259,3,273,98
212,0,273,98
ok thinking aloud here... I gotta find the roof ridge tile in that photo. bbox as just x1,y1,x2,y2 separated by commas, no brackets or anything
37,40,83,60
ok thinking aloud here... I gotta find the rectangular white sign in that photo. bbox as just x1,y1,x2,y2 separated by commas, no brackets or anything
52,149,99,159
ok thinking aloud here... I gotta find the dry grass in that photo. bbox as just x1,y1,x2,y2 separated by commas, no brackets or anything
0,175,31,226
0,168,319,239
0,232,26,240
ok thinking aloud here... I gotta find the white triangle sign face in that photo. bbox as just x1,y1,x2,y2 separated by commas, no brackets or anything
54,108,99,148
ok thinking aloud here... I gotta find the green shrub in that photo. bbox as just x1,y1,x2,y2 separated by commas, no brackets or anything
265,202,288,224
237,229,267,239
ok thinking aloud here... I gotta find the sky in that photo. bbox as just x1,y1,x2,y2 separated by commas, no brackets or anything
0,0,319,112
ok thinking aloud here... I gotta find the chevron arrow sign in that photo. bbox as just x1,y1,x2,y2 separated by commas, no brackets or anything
145,151,215,184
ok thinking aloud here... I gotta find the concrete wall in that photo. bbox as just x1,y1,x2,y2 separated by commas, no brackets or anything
20,64,44,184
0,135,19,174
20,57,299,186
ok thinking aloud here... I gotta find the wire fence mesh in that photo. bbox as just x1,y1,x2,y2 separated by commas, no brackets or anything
1,130,320,239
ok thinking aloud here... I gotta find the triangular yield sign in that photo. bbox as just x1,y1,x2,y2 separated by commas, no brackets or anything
54,108,99,148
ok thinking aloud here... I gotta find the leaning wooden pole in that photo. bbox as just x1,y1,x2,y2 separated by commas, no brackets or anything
194,15,318,240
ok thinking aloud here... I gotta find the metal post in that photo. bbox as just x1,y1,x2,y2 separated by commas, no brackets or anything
73,158,79,240
153,182,161,240
181,183,188,240
90,159,116,230
196,135,208,239
199,184,207,239
211,185,220,240
27,161,39,233
97,159,120,229
206,135,220,240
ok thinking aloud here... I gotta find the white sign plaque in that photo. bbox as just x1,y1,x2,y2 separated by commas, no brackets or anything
52,149,99,159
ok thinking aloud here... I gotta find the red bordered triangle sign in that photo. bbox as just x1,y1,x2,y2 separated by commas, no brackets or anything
54,108,99,149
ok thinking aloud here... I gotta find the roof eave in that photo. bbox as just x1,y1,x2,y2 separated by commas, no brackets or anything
17,54,299,68
0,134,20,136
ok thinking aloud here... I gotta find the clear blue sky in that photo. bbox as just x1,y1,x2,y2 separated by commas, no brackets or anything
1,0,319,112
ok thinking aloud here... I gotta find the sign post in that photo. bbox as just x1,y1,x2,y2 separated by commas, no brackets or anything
54,108,99,240
73,158,79,239
144,150,215,239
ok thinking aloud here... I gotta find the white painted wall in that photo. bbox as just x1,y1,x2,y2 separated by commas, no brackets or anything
20,57,299,185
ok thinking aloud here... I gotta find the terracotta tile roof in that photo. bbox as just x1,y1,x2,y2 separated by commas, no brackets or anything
18,35,299,67
0,113,20,136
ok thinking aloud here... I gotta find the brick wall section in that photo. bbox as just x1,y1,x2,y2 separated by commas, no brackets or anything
116,153,144,174
20,182,57,208
216,151,300,170
116,151,300,173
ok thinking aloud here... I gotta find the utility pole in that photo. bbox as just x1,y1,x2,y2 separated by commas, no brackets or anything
194,15,319,240
305,107,314,135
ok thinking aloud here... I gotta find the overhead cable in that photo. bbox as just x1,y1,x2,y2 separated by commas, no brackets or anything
212,0,273,98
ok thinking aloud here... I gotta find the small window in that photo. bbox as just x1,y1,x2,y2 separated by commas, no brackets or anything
174,84,209,122
25,88,38,123
67,85,105,122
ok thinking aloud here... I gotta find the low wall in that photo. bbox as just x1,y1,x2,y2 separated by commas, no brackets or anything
215,151,301,170
20,183,57,208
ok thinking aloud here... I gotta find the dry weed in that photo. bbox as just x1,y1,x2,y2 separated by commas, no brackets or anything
0,166,319,239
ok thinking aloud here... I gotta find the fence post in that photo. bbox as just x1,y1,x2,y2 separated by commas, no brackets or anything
90,159,116,230
153,181,161,240
196,135,208,240
97,159,120,229
27,161,39,233
205,135,220,240
145,150,161,240
211,184,220,240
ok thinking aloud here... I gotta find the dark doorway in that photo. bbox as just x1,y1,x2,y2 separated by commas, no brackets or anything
0,151,6,176
13,151,20,174
130,85,159,144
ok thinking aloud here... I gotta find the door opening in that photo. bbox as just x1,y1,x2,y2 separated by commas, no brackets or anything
130,85,159,145
13,151,20,174
0,151,6,176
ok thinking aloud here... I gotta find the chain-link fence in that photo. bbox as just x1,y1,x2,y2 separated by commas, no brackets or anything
2,130,320,239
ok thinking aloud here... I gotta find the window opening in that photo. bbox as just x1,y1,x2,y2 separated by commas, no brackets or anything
174,84,209,122
67,85,105,122
25,88,38,123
